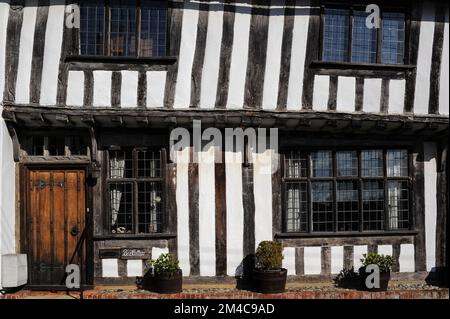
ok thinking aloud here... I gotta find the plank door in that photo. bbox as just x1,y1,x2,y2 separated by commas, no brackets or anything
27,169,86,287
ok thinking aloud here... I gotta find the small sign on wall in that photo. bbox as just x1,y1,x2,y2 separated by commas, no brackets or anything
120,248,150,260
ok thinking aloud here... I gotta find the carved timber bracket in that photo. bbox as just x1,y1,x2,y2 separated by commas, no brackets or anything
4,121,20,162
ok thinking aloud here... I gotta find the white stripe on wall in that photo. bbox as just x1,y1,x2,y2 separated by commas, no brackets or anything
424,142,437,271
0,0,10,290
93,71,112,107
363,78,382,113
353,245,368,270
39,1,65,105
331,246,344,274
176,148,190,276
226,4,252,109
102,259,119,277
15,1,37,104
126,260,143,277
283,247,296,275
173,0,199,108
388,79,406,114
336,76,356,112
152,247,169,259
262,0,285,110
66,71,84,106
399,244,415,272
198,148,216,276
312,75,330,111
146,71,166,108
377,245,393,256
199,2,224,109
439,8,449,115
413,1,436,114
120,71,138,108
286,0,310,110
226,152,244,276
253,149,273,247
304,247,321,275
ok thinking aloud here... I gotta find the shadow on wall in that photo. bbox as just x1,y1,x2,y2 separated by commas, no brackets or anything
234,254,255,291
425,267,449,288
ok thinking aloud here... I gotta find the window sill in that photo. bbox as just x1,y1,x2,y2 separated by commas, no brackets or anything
311,60,416,71
65,55,177,67
275,230,418,239
93,233,176,240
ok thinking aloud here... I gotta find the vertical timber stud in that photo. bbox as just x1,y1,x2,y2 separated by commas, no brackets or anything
413,143,427,271
343,246,354,270
242,164,255,260
215,150,227,276
295,247,304,275
435,144,447,268
188,158,200,275
166,160,178,259
321,246,331,275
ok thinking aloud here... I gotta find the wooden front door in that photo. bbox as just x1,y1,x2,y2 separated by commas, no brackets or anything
27,169,86,287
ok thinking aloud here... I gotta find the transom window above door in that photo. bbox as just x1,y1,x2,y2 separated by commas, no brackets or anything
321,5,406,64
79,0,167,57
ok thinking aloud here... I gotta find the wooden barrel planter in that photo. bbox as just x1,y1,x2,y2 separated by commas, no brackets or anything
252,268,287,294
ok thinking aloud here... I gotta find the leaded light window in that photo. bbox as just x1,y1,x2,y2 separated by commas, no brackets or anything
283,149,411,233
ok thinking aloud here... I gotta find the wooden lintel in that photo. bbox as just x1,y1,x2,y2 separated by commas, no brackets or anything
81,115,96,125
111,116,123,126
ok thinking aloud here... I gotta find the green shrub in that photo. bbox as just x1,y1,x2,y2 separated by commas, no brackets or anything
360,252,394,273
255,241,283,271
333,267,360,288
149,253,180,275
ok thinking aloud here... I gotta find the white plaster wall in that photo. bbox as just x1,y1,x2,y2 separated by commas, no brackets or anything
15,1,37,104
39,1,65,105
101,259,119,277
146,71,166,108
176,148,190,276
331,246,344,274
93,71,112,107
282,247,296,275
262,0,285,110
363,78,382,113
304,247,321,275
226,3,252,109
225,151,244,276
377,245,393,256
312,75,329,111
173,0,199,108
120,71,138,108
198,148,216,276
424,142,437,271
414,1,436,114
126,260,142,277
0,0,11,290
199,1,224,109
388,79,406,114
286,0,310,110
66,71,84,106
353,245,368,270
399,244,415,272
336,76,355,112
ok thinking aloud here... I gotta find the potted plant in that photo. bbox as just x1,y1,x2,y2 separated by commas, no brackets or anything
359,252,394,291
252,240,287,293
144,253,182,294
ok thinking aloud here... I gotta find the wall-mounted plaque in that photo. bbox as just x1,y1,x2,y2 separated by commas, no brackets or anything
120,248,149,259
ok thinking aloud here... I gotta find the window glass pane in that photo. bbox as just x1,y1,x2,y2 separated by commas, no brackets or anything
109,150,133,178
138,181,162,233
336,181,359,231
311,181,334,232
80,0,105,55
351,10,377,63
388,180,409,229
387,149,408,177
286,182,308,232
362,180,385,230
336,151,358,177
381,12,405,64
110,0,137,56
110,182,133,233
137,150,161,178
67,136,87,156
31,136,44,156
361,150,383,177
285,151,307,178
311,151,333,177
47,136,66,156
322,8,350,62
141,0,167,57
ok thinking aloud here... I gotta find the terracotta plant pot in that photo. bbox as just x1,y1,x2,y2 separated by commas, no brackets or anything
252,268,287,293
359,267,390,291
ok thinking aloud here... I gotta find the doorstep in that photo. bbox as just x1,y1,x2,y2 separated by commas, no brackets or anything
1,281,448,299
